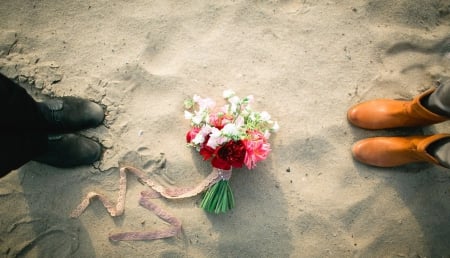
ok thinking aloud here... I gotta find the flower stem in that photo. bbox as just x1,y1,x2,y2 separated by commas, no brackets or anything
200,179,235,214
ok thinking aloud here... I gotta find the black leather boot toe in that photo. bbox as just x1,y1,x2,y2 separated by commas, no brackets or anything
38,96,104,133
33,134,102,168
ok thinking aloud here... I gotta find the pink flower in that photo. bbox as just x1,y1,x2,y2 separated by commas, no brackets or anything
243,130,271,169
209,113,233,129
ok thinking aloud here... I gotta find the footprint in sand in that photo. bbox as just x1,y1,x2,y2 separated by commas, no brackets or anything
0,31,63,96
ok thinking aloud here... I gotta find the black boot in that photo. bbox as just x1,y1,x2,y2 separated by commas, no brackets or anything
38,97,104,133
33,134,102,168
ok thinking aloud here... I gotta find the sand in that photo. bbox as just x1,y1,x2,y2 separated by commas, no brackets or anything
0,0,450,257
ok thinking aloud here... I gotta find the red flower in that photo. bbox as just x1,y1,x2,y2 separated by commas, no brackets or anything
186,127,201,143
199,145,215,160
211,154,231,170
199,140,246,170
216,140,246,170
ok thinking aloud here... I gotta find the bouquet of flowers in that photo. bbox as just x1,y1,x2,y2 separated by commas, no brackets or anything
184,90,279,213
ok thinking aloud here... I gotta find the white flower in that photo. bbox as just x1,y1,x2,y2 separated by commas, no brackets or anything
191,112,204,125
260,111,271,121
228,96,240,105
200,124,213,136
209,127,221,138
264,130,271,139
221,123,240,137
223,89,235,99
193,95,215,112
184,110,193,120
192,125,213,145
207,128,228,148
271,121,280,132
192,94,201,102
192,133,205,145
199,98,215,111
228,96,240,113
235,115,245,127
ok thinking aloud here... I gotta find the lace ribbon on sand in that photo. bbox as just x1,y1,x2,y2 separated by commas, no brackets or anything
70,165,224,241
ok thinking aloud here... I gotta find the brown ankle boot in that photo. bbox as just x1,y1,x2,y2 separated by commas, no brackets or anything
347,88,449,130
351,134,450,167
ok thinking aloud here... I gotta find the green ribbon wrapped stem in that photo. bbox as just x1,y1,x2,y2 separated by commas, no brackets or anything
200,177,235,214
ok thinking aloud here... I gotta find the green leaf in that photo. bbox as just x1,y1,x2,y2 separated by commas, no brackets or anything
184,99,194,109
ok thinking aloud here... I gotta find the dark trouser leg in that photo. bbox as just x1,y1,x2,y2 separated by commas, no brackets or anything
424,79,450,117
428,138,450,168
0,73,48,177
424,80,450,168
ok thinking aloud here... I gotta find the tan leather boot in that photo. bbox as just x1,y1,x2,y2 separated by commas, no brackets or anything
347,88,449,129
351,134,450,167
